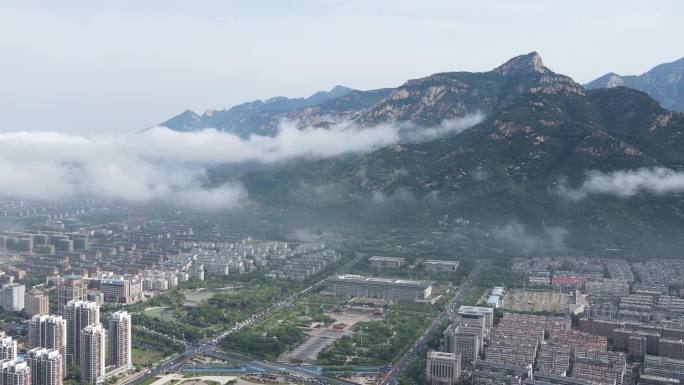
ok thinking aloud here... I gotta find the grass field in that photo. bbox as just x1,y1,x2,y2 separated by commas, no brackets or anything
132,346,167,366
183,287,239,307
144,306,179,322
135,376,160,385
502,289,567,313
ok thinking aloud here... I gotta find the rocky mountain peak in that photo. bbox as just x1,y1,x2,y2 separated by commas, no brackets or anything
604,73,626,88
585,72,625,89
179,109,200,118
493,52,550,75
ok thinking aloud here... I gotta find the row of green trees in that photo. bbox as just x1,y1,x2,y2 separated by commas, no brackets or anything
317,310,432,366
132,313,204,340
220,299,335,360
220,324,304,361
184,281,300,326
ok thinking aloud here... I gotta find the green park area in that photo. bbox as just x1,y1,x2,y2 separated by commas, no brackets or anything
131,329,184,369
132,346,167,367
221,289,437,367
119,273,306,341
317,309,433,366
143,306,179,322
221,299,335,361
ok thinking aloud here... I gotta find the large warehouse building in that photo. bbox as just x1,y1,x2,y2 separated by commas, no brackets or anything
324,274,433,302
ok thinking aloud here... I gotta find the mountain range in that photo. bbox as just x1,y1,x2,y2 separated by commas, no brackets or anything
162,54,684,135
585,56,684,112
161,85,392,137
164,53,684,257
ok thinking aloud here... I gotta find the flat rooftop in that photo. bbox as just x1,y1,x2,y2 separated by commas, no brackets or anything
330,274,434,288
487,295,500,303
424,259,460,265
459,305,494,314
428,351,458,359
368,256,405,262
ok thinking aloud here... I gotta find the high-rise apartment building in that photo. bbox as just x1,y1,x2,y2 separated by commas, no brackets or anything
24,290,49,317
426,350,460,385
0,360,31,385
56,276,87,315
1,284,25,313
100,278,142,304
458,306,494,331
64,301,99,365
106,311,132,369
451,326,482,367
80,325,105,385
0,337,16,361
27,315,67,375
27,348,63,385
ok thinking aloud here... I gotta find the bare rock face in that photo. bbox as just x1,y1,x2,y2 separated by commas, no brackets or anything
605,73,626,88
160,52,582,135
493,52,550,75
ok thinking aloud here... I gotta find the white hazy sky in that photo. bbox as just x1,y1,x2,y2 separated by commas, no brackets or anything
1,0,682,133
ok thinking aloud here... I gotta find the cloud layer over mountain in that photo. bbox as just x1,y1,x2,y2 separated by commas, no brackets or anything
0,115,482,208
491,221,568,254
557,167,684,200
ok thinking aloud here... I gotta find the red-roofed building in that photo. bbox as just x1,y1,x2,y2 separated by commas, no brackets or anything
552,276,583,288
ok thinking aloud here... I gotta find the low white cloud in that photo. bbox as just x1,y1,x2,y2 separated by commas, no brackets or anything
492,221,568,254
168,184,248,211
371,188,415,204
399,113,485,142
557,167,684,200
288,228,321,242
472,168,489,181
0,114,482,209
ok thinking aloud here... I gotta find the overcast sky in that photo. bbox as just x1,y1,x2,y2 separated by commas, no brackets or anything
1,0,682,134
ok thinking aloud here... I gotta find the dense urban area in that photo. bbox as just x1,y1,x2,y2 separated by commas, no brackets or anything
3,1,684,385
0,198,683,385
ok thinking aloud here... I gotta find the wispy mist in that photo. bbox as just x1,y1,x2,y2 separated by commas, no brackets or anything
288,228,321,242
492,221,568,255
399,113,485,142
371,188,415,204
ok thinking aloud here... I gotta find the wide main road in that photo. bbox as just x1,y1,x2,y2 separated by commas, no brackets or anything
206,348,358,385
380,260,485,385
